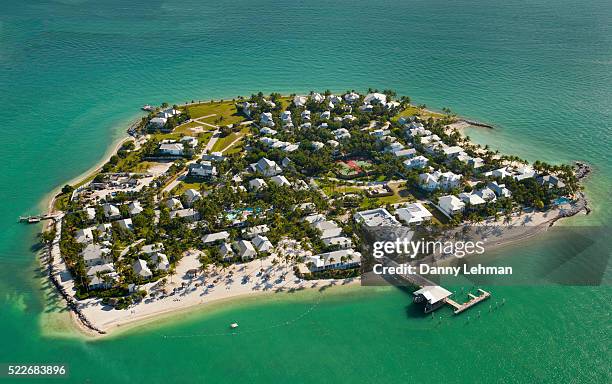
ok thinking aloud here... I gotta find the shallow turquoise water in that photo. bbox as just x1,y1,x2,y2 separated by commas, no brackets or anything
1,0,611,382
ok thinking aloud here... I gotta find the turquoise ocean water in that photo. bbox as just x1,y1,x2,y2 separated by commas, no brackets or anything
1,0,610,382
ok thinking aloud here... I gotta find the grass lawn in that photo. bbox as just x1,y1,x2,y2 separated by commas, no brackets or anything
174,121,214,136
374,182,415,204
184,100,245,125
392,105,444,122
425,203,450,225
322,185,364,196
212,127,250,153
171,181,204,196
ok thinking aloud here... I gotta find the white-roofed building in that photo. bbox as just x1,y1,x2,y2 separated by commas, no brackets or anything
438,195,465,216
234,240,257,260
75,227,94,244
128,201,143,216
251,157,282,177
248,178,267,191
202,231,230,245
354,208,401,227
183,189,202,207
412,286,453,313
133,259,152,278
395,203,433,225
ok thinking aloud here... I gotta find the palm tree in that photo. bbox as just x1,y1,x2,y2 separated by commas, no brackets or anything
169,268,176,284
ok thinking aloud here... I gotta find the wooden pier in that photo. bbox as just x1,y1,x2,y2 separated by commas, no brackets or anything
18,214,60,224
381,257,492,315
445,289,491,314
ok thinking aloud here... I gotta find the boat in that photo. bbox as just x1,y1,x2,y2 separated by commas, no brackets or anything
141,104,154,111
230,323,239,329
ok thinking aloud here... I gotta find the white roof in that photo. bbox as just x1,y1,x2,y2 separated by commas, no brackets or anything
354,208,401,227
202,231,230,244
413,286,452,304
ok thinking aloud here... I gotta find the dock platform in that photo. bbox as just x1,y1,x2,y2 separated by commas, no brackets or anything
445,289,491,314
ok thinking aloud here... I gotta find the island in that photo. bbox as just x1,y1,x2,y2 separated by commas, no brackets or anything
35,89,589,335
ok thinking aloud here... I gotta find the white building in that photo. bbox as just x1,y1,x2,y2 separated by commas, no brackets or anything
438,195,465,216
252,235,273,253
234,240,257,260
116,218,133,231
248,178,267,191
354,208,401,227
458,192,486,206
128,201,143,216
395,203,433,225
202,231,230,245
363,92,387,105
260,112,275,127
332,128,351,140
306,249,361,272
159,142,184,156
102,204,121,220
293,95,307,107
251,158,282,177
133,259,152,278
183,189,202,207
270,175,291,187
164,198,183,210
75,227,94,244
82,244,112,267
403,156,429,170
188,161,217,178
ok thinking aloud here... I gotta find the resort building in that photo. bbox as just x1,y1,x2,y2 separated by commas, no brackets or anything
403,155,429,170
158,142,184,156
419,170,462,191
353,208,401,227
169,208,200,222
86,264,117,290
344,92,360,103
82,244,112,267
260,112,274,127
438,195,465,216
395,203,433,225
248,179,266,192
322,236,353,249
458,192,486,206
251,157,282,177
270,175,291,187
128,201,143,216
85,207,97,222
476,187,497,202
102,203,121,220
306,249,361,272
141,243,164,255
488,181,512,198
180,135,198,148
293,95,307,107
133,259,152,279
219,242,234,261
183,189,202,207
234,240,257,260
116,218,133,231
75,227,94,244
151,252,170,271
202,231,231,245
188,161,217,178
242,225,270,239
363,92,387,105
164,198,183,210
332,128,351,140
252,235,273,253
